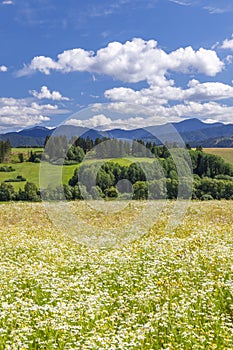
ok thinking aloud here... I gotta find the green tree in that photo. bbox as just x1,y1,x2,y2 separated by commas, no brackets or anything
166,178,178,199
18,153,24,163
23,182,40,201
0,183,15,201
105,186,118,198
133,181,148,200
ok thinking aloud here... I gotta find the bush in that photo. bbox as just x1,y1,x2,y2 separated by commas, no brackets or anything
0,166,15,172
50,158,64,165
104,186,118,198
0,183,15,201
200,194,214,201
90,186,103,199
5,175,26,182
133,181,148,200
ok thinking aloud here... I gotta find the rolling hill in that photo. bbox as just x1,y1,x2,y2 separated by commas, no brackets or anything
0,118,232,147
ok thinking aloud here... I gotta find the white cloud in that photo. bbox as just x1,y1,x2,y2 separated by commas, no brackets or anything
167,101,233,123
168,0,233,14
18,38,224,82
16,38,233,127
30,86,70,101
0,97,69,132
65,113,155,130
168,0,192,6
224,55,233,65
105,86,169,105
63,99,233,130
21,56,59,76
0,65,7,72
184,81,233,101
203,6,229,14
221,36,233,50
2,0,14,5
66,114,113,128
104,80,233,107
168,46,223,76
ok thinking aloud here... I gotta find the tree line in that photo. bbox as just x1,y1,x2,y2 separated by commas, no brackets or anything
0,182,40,201
65,153,233,201
44,135,173,162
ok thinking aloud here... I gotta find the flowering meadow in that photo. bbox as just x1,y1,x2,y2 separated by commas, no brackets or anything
0,201,233,349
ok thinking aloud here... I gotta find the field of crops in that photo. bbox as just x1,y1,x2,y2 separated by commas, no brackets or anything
0,200,233,349
204,148,233,164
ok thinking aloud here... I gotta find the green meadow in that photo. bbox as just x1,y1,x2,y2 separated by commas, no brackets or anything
0,162,79,190
1,148,232,191
0,148,157,190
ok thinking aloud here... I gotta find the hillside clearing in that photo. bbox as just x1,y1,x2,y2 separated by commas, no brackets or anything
0,154,156,190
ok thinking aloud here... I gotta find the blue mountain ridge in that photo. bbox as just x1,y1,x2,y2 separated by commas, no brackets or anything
0,118,232,147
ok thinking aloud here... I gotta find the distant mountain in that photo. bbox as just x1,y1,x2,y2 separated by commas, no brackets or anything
200,137,233,148
105,118,226,142
0,118,232,147
18,126,54,138
172,118,223,133
54,125,108,141
180,124,233,145
106,128,152,140
53,125,88,138
0,132,46,147
0,126,54,147
0,125,109,147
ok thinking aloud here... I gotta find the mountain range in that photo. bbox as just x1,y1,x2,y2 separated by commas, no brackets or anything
0,118,233,147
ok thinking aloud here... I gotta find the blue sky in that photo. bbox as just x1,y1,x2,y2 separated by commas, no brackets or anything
1,0,233,131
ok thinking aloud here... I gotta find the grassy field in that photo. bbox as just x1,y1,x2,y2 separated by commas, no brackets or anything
1,147,233,190
204,148,233,164
0,148,156,190
0,162,78,190
0,200,233,349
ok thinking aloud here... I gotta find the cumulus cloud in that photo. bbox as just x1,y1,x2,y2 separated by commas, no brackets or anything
62,98,233,130
166,101,233,124
66,114,113,128
167,46,223,76
105,80,233,108
65,112,156,130
30,86,70,101
184,80,233,100
0,65,7,72
65,99,233,130
18,38,224,83
88,101,233,129
0,97,69,132
16,38,233,127
221,36,233,50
